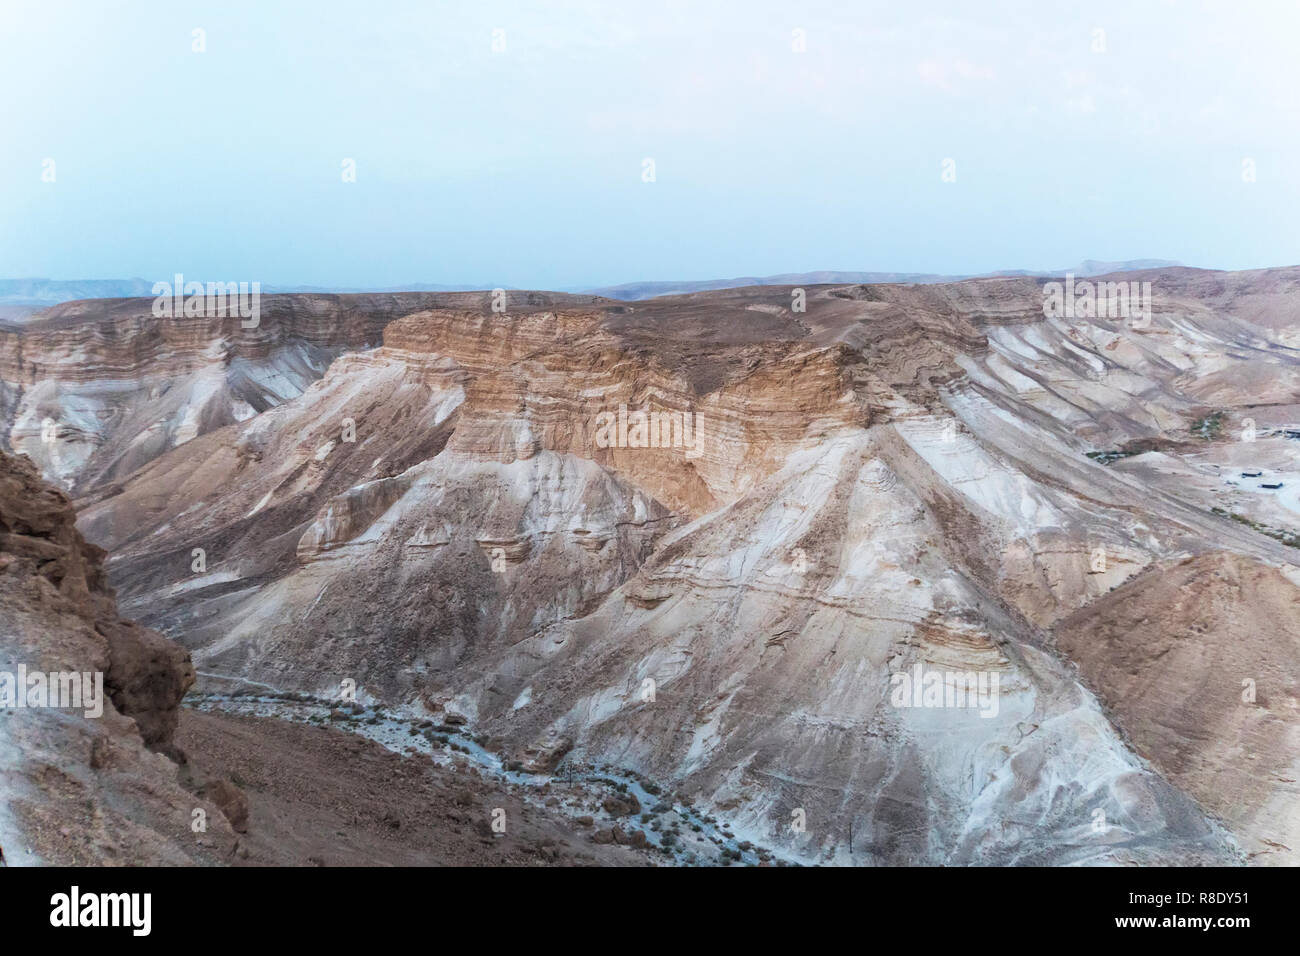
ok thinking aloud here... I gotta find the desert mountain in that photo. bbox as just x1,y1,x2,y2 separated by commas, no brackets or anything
3,267,1298,864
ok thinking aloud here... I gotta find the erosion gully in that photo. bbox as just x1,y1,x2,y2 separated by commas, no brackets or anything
188,685,796,866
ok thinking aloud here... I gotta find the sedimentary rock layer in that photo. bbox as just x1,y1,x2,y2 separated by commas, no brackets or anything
5,268,1300,864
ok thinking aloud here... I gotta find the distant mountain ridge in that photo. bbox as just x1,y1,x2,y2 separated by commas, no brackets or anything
0,279,490,318
0,260,1185,309
0,277,158,306
583,259,1186,300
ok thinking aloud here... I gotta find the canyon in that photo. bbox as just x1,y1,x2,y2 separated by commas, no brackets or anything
2,267,1299,865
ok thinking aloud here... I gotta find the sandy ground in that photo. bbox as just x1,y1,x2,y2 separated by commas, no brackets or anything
176,708,653,867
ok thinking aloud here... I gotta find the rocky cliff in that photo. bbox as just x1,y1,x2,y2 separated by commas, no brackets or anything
0,448,231,864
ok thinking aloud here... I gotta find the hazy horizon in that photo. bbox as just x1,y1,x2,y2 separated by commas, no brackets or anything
7,256,1289,292
5,0,1298,288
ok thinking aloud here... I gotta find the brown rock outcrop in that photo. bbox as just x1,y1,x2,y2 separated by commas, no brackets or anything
0,449,194,753
0,448,232,864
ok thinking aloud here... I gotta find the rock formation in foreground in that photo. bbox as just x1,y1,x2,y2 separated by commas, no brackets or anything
0,447,646,865
0,448,226,864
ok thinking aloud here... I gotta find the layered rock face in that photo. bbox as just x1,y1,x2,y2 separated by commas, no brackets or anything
5,268,1300,865
0,291,602,492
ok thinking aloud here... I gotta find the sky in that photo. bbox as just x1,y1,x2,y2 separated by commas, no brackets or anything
2,0,1298,290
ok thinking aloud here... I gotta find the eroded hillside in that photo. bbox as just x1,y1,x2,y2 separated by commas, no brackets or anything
4,269,1299,865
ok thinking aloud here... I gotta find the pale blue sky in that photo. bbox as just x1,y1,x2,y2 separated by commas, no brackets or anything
3,0,1298,289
